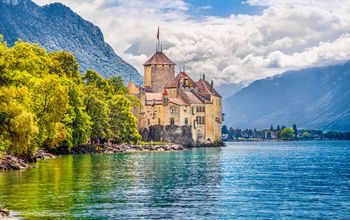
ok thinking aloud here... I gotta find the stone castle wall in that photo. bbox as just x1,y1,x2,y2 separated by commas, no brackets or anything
144,64,175,92
139,125,194,147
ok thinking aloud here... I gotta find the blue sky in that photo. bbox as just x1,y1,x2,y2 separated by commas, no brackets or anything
186,0,264,17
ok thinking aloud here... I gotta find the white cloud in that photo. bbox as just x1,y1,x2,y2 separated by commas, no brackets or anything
32,0,350,85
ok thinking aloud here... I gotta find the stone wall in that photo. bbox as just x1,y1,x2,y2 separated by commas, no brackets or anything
139,125,194,147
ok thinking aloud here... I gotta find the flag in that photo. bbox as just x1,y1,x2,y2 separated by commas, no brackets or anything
157,26,159,40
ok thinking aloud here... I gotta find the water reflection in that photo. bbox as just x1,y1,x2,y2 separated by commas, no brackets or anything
0,148,223,219
1,142,350,219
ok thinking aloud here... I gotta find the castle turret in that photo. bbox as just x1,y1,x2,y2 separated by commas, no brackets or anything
143,28,175,92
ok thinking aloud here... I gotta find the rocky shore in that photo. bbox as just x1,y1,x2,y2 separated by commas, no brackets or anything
71,144,184,154
0,144,184,171
0,206,10,218
0,150,56,171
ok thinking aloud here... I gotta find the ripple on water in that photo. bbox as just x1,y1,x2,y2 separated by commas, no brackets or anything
0,141,350,219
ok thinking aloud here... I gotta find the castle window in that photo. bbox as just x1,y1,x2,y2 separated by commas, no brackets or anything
185,118,188,125
170,117,175,125
196,116,205,124
196,106,205,112
148,119,150,125
158,118,161,125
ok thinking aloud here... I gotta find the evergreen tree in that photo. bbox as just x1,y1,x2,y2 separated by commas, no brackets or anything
293,124,298,139
222,125,228,134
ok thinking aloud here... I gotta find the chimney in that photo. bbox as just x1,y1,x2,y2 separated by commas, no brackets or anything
203,74,205,80
211,80,214,91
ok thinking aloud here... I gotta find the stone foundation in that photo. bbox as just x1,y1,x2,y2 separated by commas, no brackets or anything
139,125,194,147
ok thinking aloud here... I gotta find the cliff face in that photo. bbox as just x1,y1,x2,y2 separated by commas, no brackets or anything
223,62,350,131
0,0,142,83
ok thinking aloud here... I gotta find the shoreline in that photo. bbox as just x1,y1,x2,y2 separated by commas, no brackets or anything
0,144,184,172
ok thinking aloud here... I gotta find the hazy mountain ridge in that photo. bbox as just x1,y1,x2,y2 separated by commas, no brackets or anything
0,0,142,83
223,62,350,131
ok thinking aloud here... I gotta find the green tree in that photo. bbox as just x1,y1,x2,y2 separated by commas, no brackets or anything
49,51,80,80
82,70,111,93
1,41,51,86
84,85,111,143
293,124,298,139
61,79,92,149
301,131,312,139
109,95,141,144
31,75,69,150
108,76,127,95
0,86,38,158
281,127,295,140
222,125,228,134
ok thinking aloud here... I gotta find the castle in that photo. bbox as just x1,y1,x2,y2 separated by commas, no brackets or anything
128,32,222,146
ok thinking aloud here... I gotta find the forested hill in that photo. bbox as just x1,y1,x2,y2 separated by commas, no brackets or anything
0,0,142,83
223,62,350,132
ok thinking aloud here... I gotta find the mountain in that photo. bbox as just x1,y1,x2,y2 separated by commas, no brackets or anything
223,62,350,131
0,0,142,83
216,83,244,99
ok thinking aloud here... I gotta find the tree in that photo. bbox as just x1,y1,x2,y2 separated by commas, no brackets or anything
270,124,274,131
83,85,110,144
109,95,141,144
0,86,38,158
281,128,295,140
293,124,298,139
108,76,127,95
49,51,80,80
1,41,52,86
301,132,312,139
31,75,69,149
61,79,92,149
222,125,228,134
267,131,272,139
82,70,111,93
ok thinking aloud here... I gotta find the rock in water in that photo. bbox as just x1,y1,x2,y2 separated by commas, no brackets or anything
0,206,10,218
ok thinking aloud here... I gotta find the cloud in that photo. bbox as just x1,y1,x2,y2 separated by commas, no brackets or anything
199,5,213,10
32,0,350,85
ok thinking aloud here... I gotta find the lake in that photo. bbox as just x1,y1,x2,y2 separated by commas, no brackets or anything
1,141,350,219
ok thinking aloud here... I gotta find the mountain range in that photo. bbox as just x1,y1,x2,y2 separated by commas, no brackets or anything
223,62,350,131
0,0,142,83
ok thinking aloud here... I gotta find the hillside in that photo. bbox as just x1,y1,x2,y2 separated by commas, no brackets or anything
0,0,142,83
223,62,350,131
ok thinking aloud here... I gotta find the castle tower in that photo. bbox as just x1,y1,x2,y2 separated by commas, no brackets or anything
143,28,175,92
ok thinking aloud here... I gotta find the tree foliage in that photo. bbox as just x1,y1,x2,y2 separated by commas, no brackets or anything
281,128,295,140
0,37,141,159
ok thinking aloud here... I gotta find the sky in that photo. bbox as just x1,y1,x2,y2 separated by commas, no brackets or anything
32,0,350,86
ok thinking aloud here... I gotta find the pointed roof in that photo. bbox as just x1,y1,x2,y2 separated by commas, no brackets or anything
182,91,203,104
144,51,175,65
166,71,196,88
195,79,221,98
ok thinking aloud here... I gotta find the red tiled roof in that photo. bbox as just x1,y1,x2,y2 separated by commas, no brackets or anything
144,51,175,65
182,91,203,104
166,71,196,88
195,79,221,98
145,92,163,105
169,97,188,106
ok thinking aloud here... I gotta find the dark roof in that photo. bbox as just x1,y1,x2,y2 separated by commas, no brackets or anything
166,71,196,88
195,79,222,98
144,51,175,65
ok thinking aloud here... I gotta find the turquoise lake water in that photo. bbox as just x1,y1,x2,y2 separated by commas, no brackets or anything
0,141,350,219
